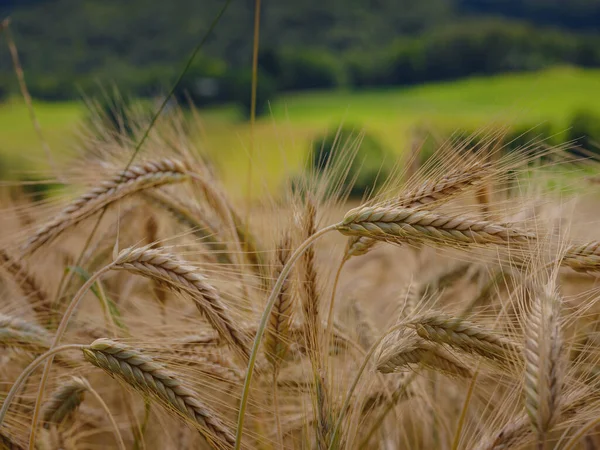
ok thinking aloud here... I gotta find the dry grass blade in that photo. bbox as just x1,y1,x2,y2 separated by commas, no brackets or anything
264,234,294,368
82,338,235,448
21,158,190,255
412,313,520,363
113,245,250,363
524,283,563,441
337,206,535,248
0,249,52,319
376,330,472,378
41,376,89,428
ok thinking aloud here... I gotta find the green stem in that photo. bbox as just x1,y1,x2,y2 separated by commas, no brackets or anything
27,265,112,449
234,224,339,450
0,344,87,424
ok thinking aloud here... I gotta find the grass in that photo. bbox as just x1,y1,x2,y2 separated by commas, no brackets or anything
1,66,599,195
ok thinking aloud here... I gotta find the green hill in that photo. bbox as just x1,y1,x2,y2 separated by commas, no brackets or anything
1,67,598,195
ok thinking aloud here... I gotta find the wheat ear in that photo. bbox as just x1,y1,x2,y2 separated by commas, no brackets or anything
344,161,492,258
338,206,534,248
524,283,563,443
83,338,235,448
563,241,600,272
0,314,75,368
41,376,88,428
0,249,52,319
113,245,250,363
376,330,472,378
411,313,520,363
21,158,190,255
264,234,294,369
300,199,322,358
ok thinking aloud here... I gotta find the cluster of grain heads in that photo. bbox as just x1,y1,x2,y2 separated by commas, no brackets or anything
82,339,235,448
112,245,250,363
410,313,520,364
21,158,191,255
375,329,472,378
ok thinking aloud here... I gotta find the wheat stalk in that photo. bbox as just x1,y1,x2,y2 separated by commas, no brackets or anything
82,338,235,448
41,376,88,428
524,283,563,442
264,234,294,369
21,158,190,255
0,249,52,319
376,330,472,378
337,206,534,248
411,313,520,363
112,245,250,363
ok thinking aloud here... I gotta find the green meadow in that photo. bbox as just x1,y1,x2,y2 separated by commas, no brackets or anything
1,66,599,197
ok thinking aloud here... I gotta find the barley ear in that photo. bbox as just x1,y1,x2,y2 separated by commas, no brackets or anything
83,339,235,447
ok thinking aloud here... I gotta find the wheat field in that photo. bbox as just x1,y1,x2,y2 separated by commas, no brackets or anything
2,108,600,450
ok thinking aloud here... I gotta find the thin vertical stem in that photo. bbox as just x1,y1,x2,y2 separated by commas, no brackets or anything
235,224,339,449
28,265,112,449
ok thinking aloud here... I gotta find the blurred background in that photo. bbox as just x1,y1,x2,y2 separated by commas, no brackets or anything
0,0,599,197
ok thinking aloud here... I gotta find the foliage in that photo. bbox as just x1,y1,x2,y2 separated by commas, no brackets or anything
225,70,278,119
1,1,600,100
349,20,600,88
275,49,347,91
568,109,600,153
